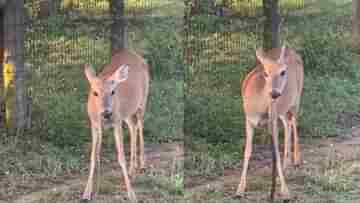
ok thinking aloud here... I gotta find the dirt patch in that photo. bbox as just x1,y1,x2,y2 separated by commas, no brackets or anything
10,142,183,203
336,111,360,129
181,126,360,202
7,127,360,203
222,126,360,202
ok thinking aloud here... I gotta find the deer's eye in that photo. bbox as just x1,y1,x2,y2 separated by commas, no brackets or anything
280,70,286,76
111,90,115,95
93,91,98,97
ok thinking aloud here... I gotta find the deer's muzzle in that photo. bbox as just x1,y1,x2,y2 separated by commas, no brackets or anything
270,90,281,99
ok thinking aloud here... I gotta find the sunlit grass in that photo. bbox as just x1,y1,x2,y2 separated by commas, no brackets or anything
213,0,304,16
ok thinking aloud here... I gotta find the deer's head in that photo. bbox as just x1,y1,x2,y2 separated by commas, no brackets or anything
85,64,129,121
256,46,288,100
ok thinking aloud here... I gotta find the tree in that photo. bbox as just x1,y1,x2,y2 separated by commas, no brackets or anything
0,7,3,122
39,0,57,18
263,0,281,50
110,0,127,55
189,0,200,16
0,0,6,7
353,0,360,48
3,0,27,135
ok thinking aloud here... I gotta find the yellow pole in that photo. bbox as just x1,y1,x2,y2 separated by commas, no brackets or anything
3,63,14,129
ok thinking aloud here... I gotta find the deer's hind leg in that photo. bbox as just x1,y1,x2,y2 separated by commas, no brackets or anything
136,109,146,171
280,115,292,170
288,111,301,167
125,117,138,177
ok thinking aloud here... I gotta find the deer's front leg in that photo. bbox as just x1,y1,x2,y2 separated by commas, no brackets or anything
82,124,102,201
236,119,254,196
114,121,137,203
271,117,290,200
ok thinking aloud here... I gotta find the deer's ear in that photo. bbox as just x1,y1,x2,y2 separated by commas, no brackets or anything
256,49,268,64
256,49,272,66
256,49,265,63
111,64,129,84
278,45,287,64
84,64,96,82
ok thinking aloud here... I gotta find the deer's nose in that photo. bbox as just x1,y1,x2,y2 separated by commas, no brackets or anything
270,90,281,99
102,110,112,119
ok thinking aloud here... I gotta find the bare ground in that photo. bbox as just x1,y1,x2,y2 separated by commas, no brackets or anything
7,142,184,203
5,127,360,203
183,127,360,203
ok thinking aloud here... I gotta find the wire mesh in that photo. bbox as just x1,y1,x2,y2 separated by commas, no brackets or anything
1,0,157,131
184,0,305,68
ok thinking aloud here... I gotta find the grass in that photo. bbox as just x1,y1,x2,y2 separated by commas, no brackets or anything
187,0,304,17
218,0,304,16
26,0,174,17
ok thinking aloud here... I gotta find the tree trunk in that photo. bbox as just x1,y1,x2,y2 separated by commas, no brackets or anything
263,0,281,51
353,0,360,49
39,0,57,18
0,9,3,124
189,0,200,16
3,0,26,135
0,0,6,8
111,0,127,55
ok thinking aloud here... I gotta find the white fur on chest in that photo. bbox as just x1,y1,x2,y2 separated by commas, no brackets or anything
247,112,269,128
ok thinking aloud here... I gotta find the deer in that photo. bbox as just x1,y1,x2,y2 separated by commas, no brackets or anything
81,49,150,203
236,46,304,200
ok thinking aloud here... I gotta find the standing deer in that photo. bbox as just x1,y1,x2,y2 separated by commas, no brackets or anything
236,46,304,200
82,50,150,203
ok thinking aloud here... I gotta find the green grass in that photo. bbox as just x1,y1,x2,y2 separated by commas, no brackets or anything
26,0,180,17
186,0,304,17
222,0,303,16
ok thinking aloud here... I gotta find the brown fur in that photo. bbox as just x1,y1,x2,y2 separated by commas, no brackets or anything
83,49,150,203
237,47,304,200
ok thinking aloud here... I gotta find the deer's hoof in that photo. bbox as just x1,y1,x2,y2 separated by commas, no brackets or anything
233,191,247,199
283,159,291,170
80,199,91,203
293,159,304,169
280,192,291,201
138,167,146,174
234,188,246,198
128,190,138,203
